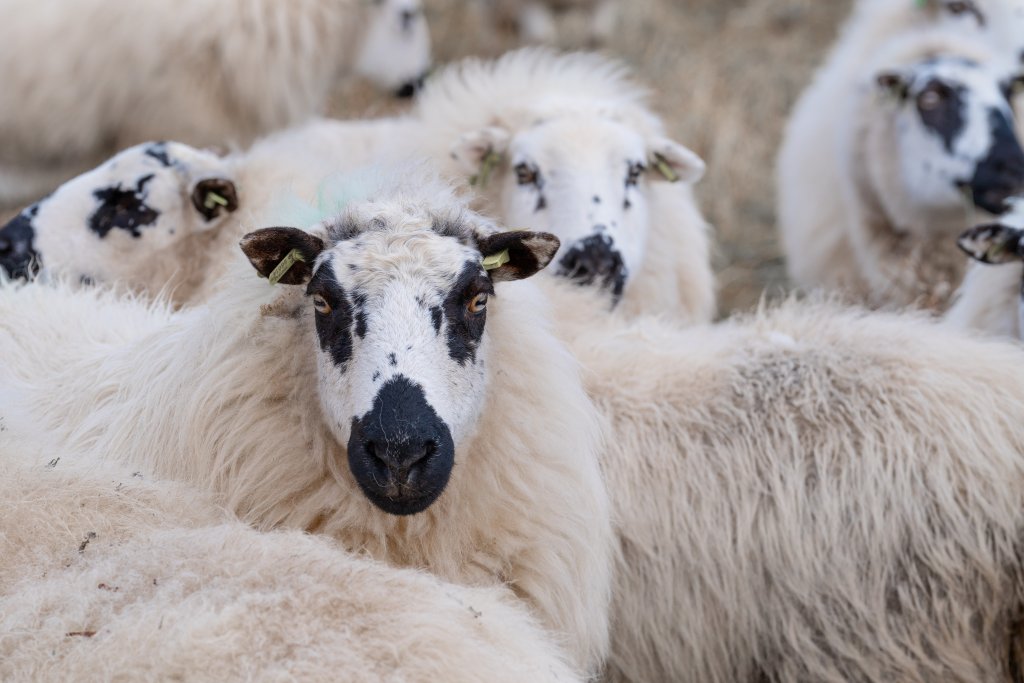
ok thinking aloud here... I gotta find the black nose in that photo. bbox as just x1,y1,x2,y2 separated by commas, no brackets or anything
557,233,628,303
347,375,454,516
0,209,40,280
394,70,428,99
967,109,1024,215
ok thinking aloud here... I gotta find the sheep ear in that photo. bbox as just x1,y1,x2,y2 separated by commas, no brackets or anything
476,230,560,283
957,223,1024,264
191,178,239,225
450,126,511,185
240,227,325,285
876,70,910,100
648,138,705,184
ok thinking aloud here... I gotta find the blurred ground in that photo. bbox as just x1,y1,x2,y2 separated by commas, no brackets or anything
330,0,853,315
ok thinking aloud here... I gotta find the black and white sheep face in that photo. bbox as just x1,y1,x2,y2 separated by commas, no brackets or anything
875,56,1024,216
240,213,559,516
452,114,704,305
0,142,237,285
357,0,432,97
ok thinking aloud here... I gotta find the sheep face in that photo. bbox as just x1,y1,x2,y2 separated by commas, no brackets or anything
957,205,1024,333
356,0,432,97
872,56,1024,221
452,114,703,305
0,142,237,287
240,214,558,516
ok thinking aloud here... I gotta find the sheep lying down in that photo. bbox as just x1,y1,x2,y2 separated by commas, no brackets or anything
0,448,581,683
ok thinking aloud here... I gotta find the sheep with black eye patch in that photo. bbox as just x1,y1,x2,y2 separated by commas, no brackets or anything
0,0,432,208
779,29,1024,309
0,450,584,683
0,167,614,676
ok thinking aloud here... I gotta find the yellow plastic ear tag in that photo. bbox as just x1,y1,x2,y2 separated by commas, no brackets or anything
268,248,306,285
204,192,228,211
482,249,510,271
470,150,503,188
652,154,680,183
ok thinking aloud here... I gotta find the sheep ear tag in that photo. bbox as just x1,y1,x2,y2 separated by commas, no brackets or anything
268,249,306,285
470,150,503,189
652,153,680,183
482,249,510,271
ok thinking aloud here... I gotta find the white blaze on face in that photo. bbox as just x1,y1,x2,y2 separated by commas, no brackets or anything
309,226,491,449
356,0,432,93
25,142,231,285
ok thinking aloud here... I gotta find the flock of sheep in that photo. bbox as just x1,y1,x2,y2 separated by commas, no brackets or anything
5,0,1024,681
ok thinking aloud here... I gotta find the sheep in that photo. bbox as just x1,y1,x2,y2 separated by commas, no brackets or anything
0,453,583,682
0,0,432,208
0,167,615,676
1,49,716,324
778,29,1024,310
484,0,619,46
946,197,1024,338
536,274,1024,682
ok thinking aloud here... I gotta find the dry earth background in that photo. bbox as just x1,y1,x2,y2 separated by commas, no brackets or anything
330,0,854,314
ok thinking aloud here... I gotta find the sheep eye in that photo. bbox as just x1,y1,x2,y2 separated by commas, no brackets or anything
313,295,332,315
944,0,984,23
918,87,945,111
515,163,539,186
467,293,488,314
626,162,646,187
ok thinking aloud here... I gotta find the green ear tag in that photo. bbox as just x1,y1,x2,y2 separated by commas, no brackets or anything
267,248,306,285
470,150,502,188
204,192,228,210
482,249,510,271
914,0,927,7
652,154,680,183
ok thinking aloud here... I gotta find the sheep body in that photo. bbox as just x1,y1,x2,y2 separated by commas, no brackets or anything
0,451,581,683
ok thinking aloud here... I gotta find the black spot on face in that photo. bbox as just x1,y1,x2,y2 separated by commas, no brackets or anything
593,195,601,204
963,109,1024,214
307,265,356,369
389,352,398,367
0,208,40,279
535,195,547,212
441,261,493,365
916,79,966,153
557,233,628,303
144,143,173,167
352,290,368,339
89,174,160,239
429,305,443,334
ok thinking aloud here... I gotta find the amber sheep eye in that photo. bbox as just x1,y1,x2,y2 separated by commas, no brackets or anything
467,293,488,314
515,163,538,186
313,295,332,315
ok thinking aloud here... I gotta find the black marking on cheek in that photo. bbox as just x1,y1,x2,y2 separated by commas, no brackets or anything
429,305,443,334
88,174,160,239
593,195,601,204
308,268,355,368
144,143,173,167
535,195,547,212
624,197,632,210
389,353,398,367
441,261,492,365
352,290,368,339
372,371,381,382
917,81,966,154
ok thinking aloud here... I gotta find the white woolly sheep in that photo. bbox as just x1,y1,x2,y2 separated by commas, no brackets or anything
484,0,619,46
0,0,431,207
539,276,1024,682
0,168,615,675
946,196,1024,337
778,29,1024,309
1,49,716,324
0,453,582,683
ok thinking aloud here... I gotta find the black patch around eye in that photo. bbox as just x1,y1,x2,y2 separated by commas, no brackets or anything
144,143,173,167
308,267,355,369
917,81,966,153
441,260,493,365
88,174,160,239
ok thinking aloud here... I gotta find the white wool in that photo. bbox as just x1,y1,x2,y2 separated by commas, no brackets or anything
485,0,619,45
0,177,614,674
0,452,582,682
543,277,1024,682
0,0,431,206
778,26,1010,310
